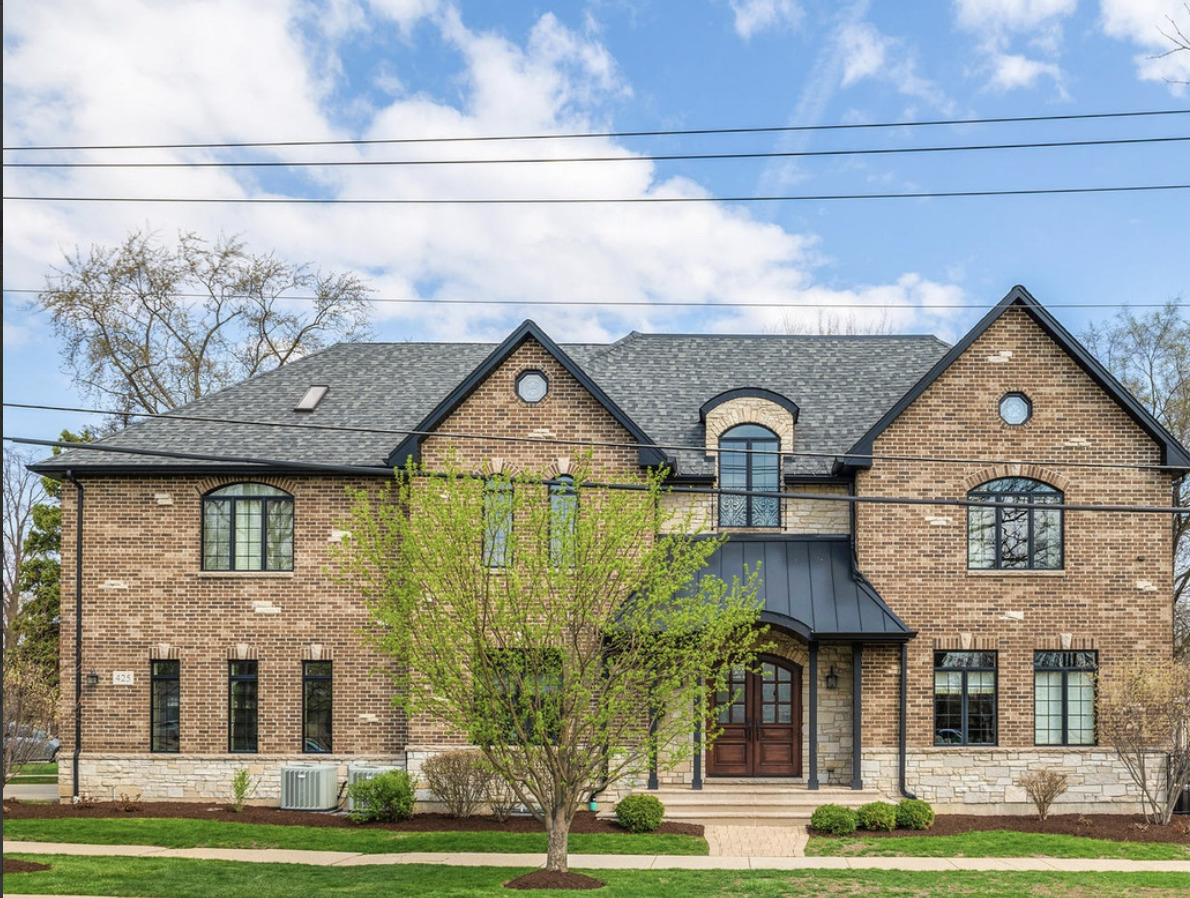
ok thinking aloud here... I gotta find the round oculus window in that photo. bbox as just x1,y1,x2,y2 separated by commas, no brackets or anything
999,393,1031,425
516,371,548,403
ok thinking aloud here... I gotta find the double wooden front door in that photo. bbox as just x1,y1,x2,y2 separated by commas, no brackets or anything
707,656,802,777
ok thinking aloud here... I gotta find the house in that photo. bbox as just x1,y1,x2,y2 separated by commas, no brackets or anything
33,285,1188,814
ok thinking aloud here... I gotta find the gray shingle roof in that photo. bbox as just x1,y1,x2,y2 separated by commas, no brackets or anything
33,329,948,477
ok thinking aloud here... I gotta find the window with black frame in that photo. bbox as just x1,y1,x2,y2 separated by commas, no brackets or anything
1035,650,1096,745
202,483,294,571
718,424,780,528
150,660,180,753
303,661,332,753
548,476,576,567
483,480,513,568
968,477,1062,570
228,660,258,752
934,651,997,745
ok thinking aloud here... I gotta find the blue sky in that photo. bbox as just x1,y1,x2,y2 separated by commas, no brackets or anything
4,0,1188,446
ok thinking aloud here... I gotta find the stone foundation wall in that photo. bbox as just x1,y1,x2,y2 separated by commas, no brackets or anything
863,748,1153,814
62,754,404,804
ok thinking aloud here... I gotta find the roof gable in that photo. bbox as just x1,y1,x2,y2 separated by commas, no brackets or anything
387,320,670,469
841,285,1190,471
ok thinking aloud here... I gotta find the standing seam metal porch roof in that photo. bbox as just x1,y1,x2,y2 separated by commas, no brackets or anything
684,535,913,642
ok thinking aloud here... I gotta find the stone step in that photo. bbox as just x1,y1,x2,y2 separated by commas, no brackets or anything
600,785,891,822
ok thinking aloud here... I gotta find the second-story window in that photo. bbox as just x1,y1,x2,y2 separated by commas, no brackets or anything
968,478,1062,570
718,424,780,527
483,480,513,568
203,483,294,571
548,476,577,567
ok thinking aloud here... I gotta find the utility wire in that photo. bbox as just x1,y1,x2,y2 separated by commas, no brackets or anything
5,401,1183,474
4,108,1187,153
7,184,1189,205
6,135,1188,169
0,291,1170,316
5,435,1182,514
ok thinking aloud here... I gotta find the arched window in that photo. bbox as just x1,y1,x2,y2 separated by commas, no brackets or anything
718,424,780,527
202,483,294,571
967,478,1062,570
548,475,577,566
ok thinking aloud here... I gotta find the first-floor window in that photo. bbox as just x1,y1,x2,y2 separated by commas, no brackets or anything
934,651,997,746
1035,650,1096,745
303,661,332,753
150,660,180,752
229,661,258,752
475,649,563,745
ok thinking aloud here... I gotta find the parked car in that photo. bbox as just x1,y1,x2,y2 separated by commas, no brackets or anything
4,724,60,762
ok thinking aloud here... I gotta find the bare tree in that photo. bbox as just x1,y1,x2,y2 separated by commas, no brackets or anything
37,229,373,419
1155,3,1190,85
3,447,43,651
1083,301,1190,657
1097,659,1190,824
769,307,894,335
3,650,59,783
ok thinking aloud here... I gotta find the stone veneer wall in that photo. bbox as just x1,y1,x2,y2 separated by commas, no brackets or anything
660,485,850,536
71,754,404,803
863,748,1152,815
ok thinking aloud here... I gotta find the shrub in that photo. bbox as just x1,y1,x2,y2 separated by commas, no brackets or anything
895,798,935,830
855,801,897,832
810,803,858,835
1017,769,1068,822
486,776,519,822
229,768,257,813
421,750,492,818
347,770,417,823
615,794,665,833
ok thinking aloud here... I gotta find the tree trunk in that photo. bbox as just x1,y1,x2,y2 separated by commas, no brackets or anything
545,809,571,873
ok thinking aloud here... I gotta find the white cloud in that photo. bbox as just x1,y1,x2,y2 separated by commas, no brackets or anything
838,22,951,109
989,52,1063,90
955,0,1077,32
728,0,803,40
1,0,962,351
1100,0,1190,91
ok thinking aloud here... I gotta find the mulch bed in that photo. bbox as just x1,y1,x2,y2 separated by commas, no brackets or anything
506,870,605,890
831,813,1190,845
4,858,51,874
0,798,702,837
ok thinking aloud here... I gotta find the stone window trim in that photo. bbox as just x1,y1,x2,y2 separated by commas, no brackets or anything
701,390,797,460
197,571,295,579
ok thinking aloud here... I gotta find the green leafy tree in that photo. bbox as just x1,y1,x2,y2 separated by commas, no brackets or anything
333,459,763,873
37,228,372,421
1084,301,1190,657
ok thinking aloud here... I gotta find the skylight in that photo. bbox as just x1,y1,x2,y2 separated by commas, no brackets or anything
295,385,329,412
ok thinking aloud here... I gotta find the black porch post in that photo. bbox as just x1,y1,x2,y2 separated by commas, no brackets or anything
808,641,819,790
692,677,703,790
851,642,864,790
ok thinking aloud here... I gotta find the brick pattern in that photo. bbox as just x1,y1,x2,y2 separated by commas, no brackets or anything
855,308,1175,752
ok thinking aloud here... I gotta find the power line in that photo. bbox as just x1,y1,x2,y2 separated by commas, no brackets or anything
4,108,1187,153
5,401,1183,474
6,135,1187,169
5,435,1183,514
1,286,1181,312
7,184,1189,205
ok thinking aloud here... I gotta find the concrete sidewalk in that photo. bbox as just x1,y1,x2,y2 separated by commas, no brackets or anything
7,840,1190,872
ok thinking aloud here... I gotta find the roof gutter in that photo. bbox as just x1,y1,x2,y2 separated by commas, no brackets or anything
64,470,83,802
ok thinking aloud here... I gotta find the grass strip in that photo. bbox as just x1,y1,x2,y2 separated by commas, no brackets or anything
806,830,1190,860
5,854,1190,898
3,817,708,856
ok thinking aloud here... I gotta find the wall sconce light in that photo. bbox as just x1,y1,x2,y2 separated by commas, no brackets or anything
825,666,838,690
86,670,100,687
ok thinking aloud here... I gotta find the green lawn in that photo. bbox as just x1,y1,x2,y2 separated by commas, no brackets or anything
7,761,58,785
3,817,708,856
5,855,1190,898
806,830,1190,861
